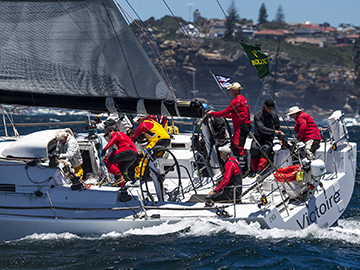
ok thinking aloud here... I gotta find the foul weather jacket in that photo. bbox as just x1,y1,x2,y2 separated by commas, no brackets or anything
131,120,170,149
210,95,251,155
294,111,321,142
253,109,280,143
56,135,83,168
209,94,251,134
215,157,242,192
104,131,137,153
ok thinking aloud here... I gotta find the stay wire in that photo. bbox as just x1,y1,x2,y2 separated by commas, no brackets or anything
162,0,251,128
118,0,194,100
216,0,267,100
118,2,171,91
215,1,292,173
162,0,217,98
103,0,139,98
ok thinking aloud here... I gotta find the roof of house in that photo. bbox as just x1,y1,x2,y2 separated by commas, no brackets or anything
300,24,324,30
345,34,359,38
324,27,337,32
254,29,284,36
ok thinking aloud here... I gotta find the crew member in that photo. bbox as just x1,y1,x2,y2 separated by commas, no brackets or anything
55,129,84,180
286,106,321,159
130,114,171,180
95,113,133,135
250,99,284,177
208,82,251,171
147,115,179,135
103,126,137,187
207,146,242,203
202,103,231,168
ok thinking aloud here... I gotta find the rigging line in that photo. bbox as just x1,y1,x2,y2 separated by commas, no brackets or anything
162,0,217,97
116,1,192,100
2,106,19,137
278,112,297,141
209,47,287,174
215,0,241,43
254,77,270,113
118,3,171,91
215,0,269,96
123,0,170,84
103,0,139,98
117,1,189,101
202,1,254,123
216,0,279,126
272,38,281,100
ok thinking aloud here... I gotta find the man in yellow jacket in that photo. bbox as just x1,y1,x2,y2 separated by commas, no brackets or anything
130,115,171,182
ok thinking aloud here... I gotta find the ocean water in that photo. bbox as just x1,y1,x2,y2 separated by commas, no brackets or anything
0,115,360,269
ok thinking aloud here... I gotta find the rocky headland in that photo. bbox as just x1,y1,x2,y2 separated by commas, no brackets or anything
158,39,358,119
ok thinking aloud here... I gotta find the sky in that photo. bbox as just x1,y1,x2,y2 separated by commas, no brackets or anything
117,0,360,28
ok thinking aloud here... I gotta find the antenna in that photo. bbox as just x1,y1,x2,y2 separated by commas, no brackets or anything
186,3,194,22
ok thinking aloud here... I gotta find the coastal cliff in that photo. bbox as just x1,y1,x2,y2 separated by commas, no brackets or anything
159,39,356,117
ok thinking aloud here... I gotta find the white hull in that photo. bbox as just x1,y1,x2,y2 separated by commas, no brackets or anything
0,111,356,240
0,166,354,241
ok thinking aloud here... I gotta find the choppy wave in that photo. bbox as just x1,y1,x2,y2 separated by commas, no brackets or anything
16,217,360,245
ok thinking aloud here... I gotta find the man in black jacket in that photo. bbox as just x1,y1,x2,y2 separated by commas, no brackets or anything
249,99,284,177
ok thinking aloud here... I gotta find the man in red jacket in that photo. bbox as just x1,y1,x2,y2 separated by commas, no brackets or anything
208,82,251,171
206,146,242,202
286,106,321,159
103,127,138,187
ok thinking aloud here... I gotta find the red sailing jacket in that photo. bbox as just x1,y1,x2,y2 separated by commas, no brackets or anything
294,111,321,142
209,94,251,134
215,157,241,192
104,131,137,153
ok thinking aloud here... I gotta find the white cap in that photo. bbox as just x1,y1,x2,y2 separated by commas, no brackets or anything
227,82,243,91
286,106,303,116
55,130,67,141
218,145,231,154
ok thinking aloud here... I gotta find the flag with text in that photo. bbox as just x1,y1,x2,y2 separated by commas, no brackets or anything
241,42,272,79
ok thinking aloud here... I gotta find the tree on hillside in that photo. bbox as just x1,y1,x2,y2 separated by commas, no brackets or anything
224,0,240,41
258,3,268,25
275,5,285,25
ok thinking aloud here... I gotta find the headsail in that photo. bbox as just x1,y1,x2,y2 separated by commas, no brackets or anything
0,0,202,117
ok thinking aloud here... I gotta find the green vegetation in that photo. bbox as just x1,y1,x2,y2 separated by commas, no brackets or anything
197,37,354,68
140,16,355,69
258,3,268,25
259,39,354,68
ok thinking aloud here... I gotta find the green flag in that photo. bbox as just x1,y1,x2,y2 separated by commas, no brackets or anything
241,42,272,79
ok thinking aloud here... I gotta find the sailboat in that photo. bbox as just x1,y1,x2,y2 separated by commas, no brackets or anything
0,0,357,241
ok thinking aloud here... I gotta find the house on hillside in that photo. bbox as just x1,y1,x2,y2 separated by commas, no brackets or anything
323,26,337,34
239,23,257,38
336,34,359,44
176,23,200,37
294,24,324,37
254,29,286,40
286,22,300,31
285,36,336,47
207,19,226,38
